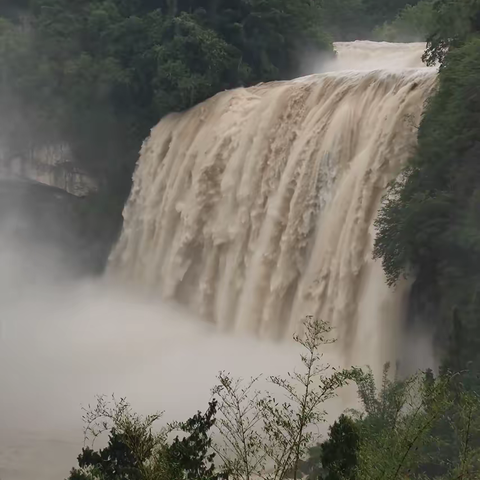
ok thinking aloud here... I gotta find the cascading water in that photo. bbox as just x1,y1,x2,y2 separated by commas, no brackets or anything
326,41,428,70
0,42,438,480
109,41,437,373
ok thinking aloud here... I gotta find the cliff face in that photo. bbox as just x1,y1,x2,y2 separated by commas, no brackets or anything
0,175,98,277
2,144,97,197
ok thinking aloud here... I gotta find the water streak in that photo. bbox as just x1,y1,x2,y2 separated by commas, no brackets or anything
110,42,437,372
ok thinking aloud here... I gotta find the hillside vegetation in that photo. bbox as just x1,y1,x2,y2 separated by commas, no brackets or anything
2,0,480,477
0,0,426,265
374,0,480,379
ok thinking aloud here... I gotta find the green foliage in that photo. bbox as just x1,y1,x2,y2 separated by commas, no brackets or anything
320,0,370,41
67,395,169,480
212,317,361,480
357,370,480,479
167,400,221,480
295,444,325,480
372,0,480,45
67,318,361,480
213,317,361,480
373,1,437,42
423,0,480,66
374,29,480,373
68,432,146,480
362,0,422,27
0,0,335,265
258,319,361,480
67,395,224,480
66,328,480,480
352,367,455,479
150,12,240,115
212,373,265,480
299,367,480,479
0,0,29,20
319,415,360,480
1,0,333,171
320,0,423,41
293,415,361,480
290,415,361,480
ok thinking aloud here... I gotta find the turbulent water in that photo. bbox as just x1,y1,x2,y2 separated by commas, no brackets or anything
0,41,438,480
110,41,437,372
326,41,428,70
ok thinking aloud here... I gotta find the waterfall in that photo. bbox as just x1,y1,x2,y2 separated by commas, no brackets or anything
109,41,437,371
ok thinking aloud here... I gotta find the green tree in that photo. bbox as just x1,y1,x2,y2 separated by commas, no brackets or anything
373,0,437,42
320,415,360,480
212,317,362,480
67,395,225,480
423,0,480,65
0,0,334,267
67,395,169,480
293,415,360,480
167,400,222,480
374,27,480,375
362,0,422,30
320,0,370,41
301,369,480,479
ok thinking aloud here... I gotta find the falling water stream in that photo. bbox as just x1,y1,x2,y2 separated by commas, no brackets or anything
1,41,437,480
110,41,436,371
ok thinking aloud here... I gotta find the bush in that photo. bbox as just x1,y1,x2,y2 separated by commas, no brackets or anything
374,35,480,374
373,1,437,42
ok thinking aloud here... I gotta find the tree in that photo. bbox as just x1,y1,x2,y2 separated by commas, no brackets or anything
298,368,480,479
167,399,224,480
212,373,265,480
67,395,225,480
320,415,360,480
362,0,422,30
0,0,335,268
151,12,242,116
423,0,480,66
374,27,480,375
320,0,370,41
212,317,362,480
259,319,360,480
373,1,438,42
288,415,361,480
67,395,169,480
351,367,453,480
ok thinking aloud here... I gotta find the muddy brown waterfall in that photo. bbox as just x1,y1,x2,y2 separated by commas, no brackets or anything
109,41,437,373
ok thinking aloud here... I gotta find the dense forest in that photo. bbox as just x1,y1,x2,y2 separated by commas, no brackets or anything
2,0,480,478
374,0,480,381
0,0,425,268
64,0,480,473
